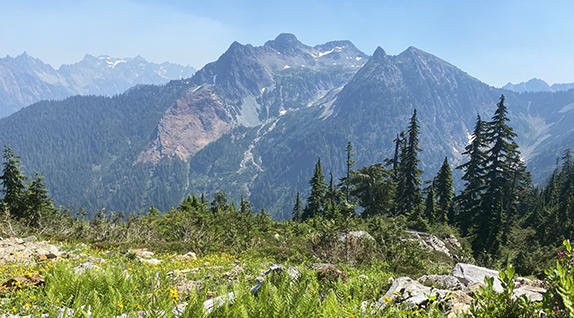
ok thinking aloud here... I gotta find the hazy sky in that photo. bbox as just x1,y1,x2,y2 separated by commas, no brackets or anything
1,0,573,87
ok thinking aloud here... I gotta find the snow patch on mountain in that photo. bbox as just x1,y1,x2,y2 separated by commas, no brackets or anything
559,103,574,113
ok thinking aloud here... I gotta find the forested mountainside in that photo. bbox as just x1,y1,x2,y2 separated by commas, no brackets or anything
1,33,574,219
0,52,196,118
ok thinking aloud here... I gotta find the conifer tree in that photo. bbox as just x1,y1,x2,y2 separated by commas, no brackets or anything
325,172,343,220
475,95,530,258
435,157,454,224
292,191,303,222
240,195,254,214
392,131,405,173
0,144,28,219
396,109,423,216
424,182,437,224
349,163,395,218
456,114,487,236
24,170,54,226
343,142,355,202
302,157,327,220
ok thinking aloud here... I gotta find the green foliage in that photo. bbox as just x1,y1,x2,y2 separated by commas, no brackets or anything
349,163,395,218
317,265,348,287
1,144,28,218
462,264,542,318
302,157,328,220
434,157,453,224
544,240,574,316
456,114,487,237
291,191,303,222
396,109,424,217
0,144,55,226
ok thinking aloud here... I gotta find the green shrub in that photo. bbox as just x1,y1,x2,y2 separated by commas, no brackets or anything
544,240,574,317
461,264,541,318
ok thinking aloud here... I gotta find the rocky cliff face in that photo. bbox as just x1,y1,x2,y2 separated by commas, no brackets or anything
0,53,195,118
136,89,233,163
137,33,369,163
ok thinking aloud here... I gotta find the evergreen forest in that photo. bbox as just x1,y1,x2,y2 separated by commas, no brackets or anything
1,95,574,317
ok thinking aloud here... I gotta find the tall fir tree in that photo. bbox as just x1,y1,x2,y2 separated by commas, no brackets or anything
435,157,454,224
396,109,423,216
475,95,530,259
424,182,437,224
340,141,356,203
0,144,28,219
392,132,405,173
292,191,303,222
456,114,488,236
302,157,327,220
24,170,54,226
349,163,395,218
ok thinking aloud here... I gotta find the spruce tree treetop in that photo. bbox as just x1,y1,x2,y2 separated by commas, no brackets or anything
292,191,302,222
302,157,327,220
1,144,28,218
435,156,454,224
396,109,423,216
456,114,488,236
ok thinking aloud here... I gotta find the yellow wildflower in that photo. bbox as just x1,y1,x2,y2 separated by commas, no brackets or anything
169,288,179,302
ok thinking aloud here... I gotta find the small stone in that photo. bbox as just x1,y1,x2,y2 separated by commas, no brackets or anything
310,263,333,270
88,257,105,263
37,254,48,261
183,252,197,260
140,258,161,265
74,262,99,274
23,236,37,243
141,251,154,258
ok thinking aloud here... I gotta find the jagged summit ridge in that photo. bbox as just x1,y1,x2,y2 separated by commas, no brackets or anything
139,34,370,163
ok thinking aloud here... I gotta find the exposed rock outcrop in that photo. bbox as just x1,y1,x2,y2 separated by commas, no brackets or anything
136,88,233,163
0,236,61,264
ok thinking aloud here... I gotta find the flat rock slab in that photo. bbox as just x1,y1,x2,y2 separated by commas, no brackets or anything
418,275,465,290
512,285,546,302
450,263,503,292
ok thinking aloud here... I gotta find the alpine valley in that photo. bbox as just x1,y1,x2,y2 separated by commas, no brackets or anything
2,33,574,219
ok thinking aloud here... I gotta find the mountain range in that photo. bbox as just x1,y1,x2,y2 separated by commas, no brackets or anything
0,52,196,118
1,33,574,220
503,78,574,93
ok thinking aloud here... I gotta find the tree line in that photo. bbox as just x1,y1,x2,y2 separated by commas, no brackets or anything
293,95,540,264
1,94,572,270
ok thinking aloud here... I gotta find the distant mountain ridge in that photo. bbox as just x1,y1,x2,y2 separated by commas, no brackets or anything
503,78,574,93
0,52,196,118
1,34,574,220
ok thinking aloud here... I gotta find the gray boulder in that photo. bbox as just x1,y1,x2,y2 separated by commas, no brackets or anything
512,285,546,302
418,275,465,290
450,263,502,292
337,231,375,242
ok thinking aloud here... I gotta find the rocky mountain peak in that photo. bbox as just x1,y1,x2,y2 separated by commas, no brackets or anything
264,33,309,56
503,78,554,93
314,40,362,55
371,46,387,60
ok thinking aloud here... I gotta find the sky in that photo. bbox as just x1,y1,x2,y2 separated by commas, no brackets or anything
1,0,573,87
